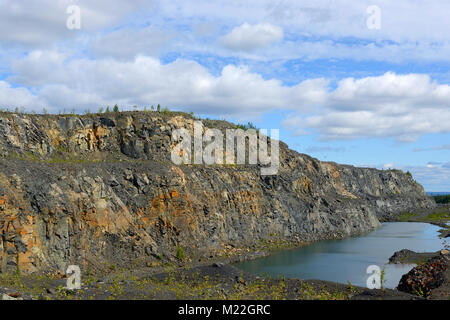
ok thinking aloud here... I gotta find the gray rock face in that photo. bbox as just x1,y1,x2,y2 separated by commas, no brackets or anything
0,112,435,274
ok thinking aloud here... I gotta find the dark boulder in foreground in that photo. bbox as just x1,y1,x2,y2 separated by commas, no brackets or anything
397,250,449,298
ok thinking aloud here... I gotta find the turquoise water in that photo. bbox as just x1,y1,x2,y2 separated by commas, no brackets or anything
234,222,449,289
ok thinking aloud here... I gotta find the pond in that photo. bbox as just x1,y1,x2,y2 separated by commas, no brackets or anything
234,222,449,289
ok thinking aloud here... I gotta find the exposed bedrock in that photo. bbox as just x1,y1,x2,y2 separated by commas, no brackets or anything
0,112,435,273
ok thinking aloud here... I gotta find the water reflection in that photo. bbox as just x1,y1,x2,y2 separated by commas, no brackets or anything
235,222,448,289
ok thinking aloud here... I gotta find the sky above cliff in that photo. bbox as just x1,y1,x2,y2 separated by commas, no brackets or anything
0,0,449,191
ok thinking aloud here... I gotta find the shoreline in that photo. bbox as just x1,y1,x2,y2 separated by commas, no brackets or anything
0,258,423,300
1,206,448,300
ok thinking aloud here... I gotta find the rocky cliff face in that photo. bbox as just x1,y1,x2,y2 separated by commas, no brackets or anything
0,111,434,274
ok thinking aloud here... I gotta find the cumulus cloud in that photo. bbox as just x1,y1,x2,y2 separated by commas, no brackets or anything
0,0,155,47
91,26,173,59
220,23,284,51
156,0,450,62
284,72,450,141
0,1,449,64
5,50,326,116
0,81,42,111
157,0,450,41
0,0,449,68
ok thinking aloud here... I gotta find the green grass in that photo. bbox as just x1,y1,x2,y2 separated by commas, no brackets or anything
397,212,417,222
397,209,450,223
420,210,450,222
0,272,55,299
0,266,359,300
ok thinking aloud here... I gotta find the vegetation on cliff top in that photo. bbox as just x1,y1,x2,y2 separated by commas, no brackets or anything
0,104,255,132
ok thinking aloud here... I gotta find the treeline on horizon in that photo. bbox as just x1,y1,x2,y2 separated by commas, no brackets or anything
433,194,450,204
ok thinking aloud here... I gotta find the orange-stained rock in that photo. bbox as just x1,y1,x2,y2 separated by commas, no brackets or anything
0,111,435,274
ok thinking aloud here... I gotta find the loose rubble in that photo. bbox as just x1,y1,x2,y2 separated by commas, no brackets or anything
397,250,449,298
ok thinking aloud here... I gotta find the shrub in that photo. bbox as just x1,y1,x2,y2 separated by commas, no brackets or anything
176,246,185,261
236,122,258,131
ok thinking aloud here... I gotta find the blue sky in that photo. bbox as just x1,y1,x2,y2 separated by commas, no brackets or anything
0,0,449,191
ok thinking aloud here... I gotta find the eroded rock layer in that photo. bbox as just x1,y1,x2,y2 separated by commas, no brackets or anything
0,112,434,273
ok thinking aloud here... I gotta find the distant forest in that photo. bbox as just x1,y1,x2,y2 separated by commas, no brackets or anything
433,194,450,204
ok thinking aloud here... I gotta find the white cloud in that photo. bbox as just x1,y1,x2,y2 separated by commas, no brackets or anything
5,50,326,116
284,72,450,141
404,163,450,192
220,23,284,51
0,1,449,64
384,163,394,169
0,0,155,47
91,26,173,59
156,0,450,62
0,81,42,111
162,0,450,42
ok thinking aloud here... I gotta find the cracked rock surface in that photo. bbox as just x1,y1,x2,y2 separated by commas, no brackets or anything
0,111,435,274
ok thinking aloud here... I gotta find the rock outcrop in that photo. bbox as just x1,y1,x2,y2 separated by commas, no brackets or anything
389,249,438,265
0,111,435,274
397,250,449,298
